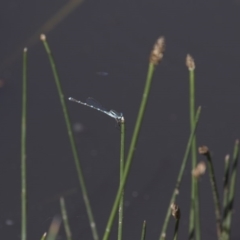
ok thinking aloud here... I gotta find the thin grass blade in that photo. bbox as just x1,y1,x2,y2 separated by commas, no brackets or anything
102,37,165,240
222,155,230,222
141,220,147,240
173,219,180,240
60,197,72,240
222,140,240,239
171,204,181,240
198,146,222,239
40,34,99,240
21,47,28,240
186,54,200,240
118,120,125,240
159,106,201,240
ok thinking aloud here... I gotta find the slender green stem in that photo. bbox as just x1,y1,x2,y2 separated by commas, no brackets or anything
102,62,156,240
21,47,27,240
173,219,180,240
188,68,200,240
40,233,47,240
201,148,222,239
40,34,99,240
46,216,61,240
141,220,147,240
222,155,230,222
223,140,240,239
118,121,125,240
159,107,201,240
188,69,195,240
60,197,72,240
194,188,200,240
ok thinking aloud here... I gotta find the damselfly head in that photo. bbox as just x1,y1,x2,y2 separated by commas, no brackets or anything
117,113,124,124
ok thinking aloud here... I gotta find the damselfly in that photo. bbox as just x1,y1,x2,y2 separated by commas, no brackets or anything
68,97,124,124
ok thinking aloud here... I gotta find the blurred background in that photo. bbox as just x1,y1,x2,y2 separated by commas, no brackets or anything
0,0,240,239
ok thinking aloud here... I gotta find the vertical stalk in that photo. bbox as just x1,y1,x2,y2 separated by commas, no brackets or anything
223,140,240,240
40,34,99,240
222,155,230,223
186,54,200,240
173,219,180,240
118,120,125,240
102,37,165,240
21,47,28,240
227,140,239,225
60,197,72,240
171,204,181,240
159,107,201,240
141,220,147,240
198,146,222,239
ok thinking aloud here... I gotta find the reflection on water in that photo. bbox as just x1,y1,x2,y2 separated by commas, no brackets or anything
5,219,14,226
96,72,109,76
73,122,85,133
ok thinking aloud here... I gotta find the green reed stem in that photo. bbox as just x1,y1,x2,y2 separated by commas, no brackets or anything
102,62,156,240
159,106,201,240
60,197,72,240
173,219,180,240
203,149,222,239
188,68,200,240
188,70,195,240
141,220,147,240
222,155,230,223
223,140,239,239
21,48,27,240
40,34,99,240
118,121,125,240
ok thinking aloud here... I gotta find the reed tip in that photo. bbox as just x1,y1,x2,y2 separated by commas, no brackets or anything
186,54,195,70
198,146,209,155
23,47,28,52
192,161,206,178
149,36,165,65
225,154,230,163
40,34,46,41
171,203,181,220
161,233,166,239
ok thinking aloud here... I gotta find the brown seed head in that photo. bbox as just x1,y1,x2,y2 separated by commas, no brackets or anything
198,146,209,155
192,161,206,178
170,203,181,220
186,54,195,70
40,34,46,41
225,154,230,163
149,36,165,65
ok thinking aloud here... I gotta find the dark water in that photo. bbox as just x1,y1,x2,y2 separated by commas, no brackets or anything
0,0,240,239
